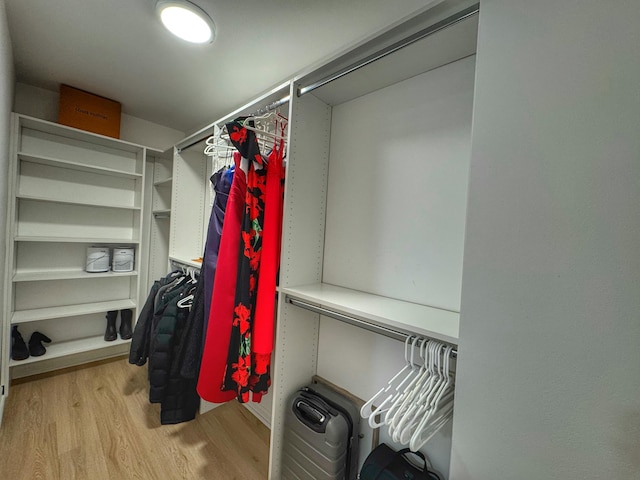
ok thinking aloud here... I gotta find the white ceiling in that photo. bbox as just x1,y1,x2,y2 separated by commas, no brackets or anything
5,0,436,134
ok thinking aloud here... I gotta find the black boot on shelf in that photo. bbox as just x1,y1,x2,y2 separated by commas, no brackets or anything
104,310,118,341
11,325,30,361
28,332,52,357
119,309,133,340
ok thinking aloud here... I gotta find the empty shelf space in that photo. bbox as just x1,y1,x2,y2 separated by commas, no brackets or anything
16,193,141,210
13,270,139,282
283,283,459,344
12,299,137,324
18,152,142,179
9,335,131,367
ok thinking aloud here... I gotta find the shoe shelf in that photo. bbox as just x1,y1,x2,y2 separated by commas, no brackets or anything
9,335,132,368
11,299,137,324
3,114,147,380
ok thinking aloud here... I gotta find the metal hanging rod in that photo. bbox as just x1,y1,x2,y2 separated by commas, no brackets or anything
286,296,458,356
297,3,479,97
252,95,290,116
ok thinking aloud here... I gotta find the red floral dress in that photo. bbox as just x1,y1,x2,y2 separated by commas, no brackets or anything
222,120,270,402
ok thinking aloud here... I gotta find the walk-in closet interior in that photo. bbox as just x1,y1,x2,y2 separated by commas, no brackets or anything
1,0,639,479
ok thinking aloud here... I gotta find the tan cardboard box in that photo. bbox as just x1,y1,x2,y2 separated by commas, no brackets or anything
58,84,121,138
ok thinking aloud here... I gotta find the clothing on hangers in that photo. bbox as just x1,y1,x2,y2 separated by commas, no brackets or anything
253,133,286,357
129,269,201,425
197,151,247,404
197,116,286,404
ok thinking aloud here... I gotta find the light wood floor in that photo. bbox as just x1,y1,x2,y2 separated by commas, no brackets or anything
0,357,270,480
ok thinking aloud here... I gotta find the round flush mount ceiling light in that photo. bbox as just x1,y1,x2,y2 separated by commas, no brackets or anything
156,0,216,44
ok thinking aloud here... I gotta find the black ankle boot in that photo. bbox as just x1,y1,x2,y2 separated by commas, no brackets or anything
29,331,52,357
119,309,133,340
11,325,30,361
104,310,118,341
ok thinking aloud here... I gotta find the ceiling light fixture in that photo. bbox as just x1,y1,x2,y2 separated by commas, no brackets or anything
156,0,216,44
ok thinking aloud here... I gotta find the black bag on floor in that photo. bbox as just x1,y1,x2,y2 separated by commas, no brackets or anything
359,443,441,480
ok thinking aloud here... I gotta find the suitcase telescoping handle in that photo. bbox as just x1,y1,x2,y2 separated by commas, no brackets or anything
293,399,329,433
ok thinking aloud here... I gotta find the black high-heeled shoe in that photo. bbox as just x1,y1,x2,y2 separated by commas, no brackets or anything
11,325,30,361
28,331,52,357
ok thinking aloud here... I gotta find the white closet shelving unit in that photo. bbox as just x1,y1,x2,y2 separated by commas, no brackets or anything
268,2,478,477
145,148,173,292
3,114,146,380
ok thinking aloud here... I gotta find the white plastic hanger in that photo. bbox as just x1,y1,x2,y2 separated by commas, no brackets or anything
384,338,429,429
360,336,413,420
398,343,449,444
404,344,455,448
388,341,431,442
242,119,287,141
365,337,424,428
389,340,440,439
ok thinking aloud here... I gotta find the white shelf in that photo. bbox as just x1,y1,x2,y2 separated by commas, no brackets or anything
282,283,459,344
13,270,138,282
18,152,143,179
18,114,145,152
153,209,171,217
154,177,173,187
15,236,140,244
16,193,141,211
169,256,202,269
12,299,136,324
9,335,131,367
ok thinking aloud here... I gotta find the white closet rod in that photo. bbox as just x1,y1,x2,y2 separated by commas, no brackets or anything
297,2,480,97
286,296,458,357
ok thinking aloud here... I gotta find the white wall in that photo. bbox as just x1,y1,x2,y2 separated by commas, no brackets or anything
0,0,15,405
450,1,640,478
13,83,184,150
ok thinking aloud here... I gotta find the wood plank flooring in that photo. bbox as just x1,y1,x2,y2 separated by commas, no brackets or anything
0,357,270,480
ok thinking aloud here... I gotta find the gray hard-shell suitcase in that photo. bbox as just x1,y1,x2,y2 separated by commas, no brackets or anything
282,381,360,480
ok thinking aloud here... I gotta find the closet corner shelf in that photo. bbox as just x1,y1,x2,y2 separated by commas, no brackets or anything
153,209,171,218
169,256,202,269
18,152,143,179
8,335,131,368
282,283,459,344
153,177,173,187
14,236,141,244
13,270,139,282
17,193,142,211
11,299,137,324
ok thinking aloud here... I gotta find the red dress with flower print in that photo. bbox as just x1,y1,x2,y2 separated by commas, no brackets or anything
221,120,270,402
